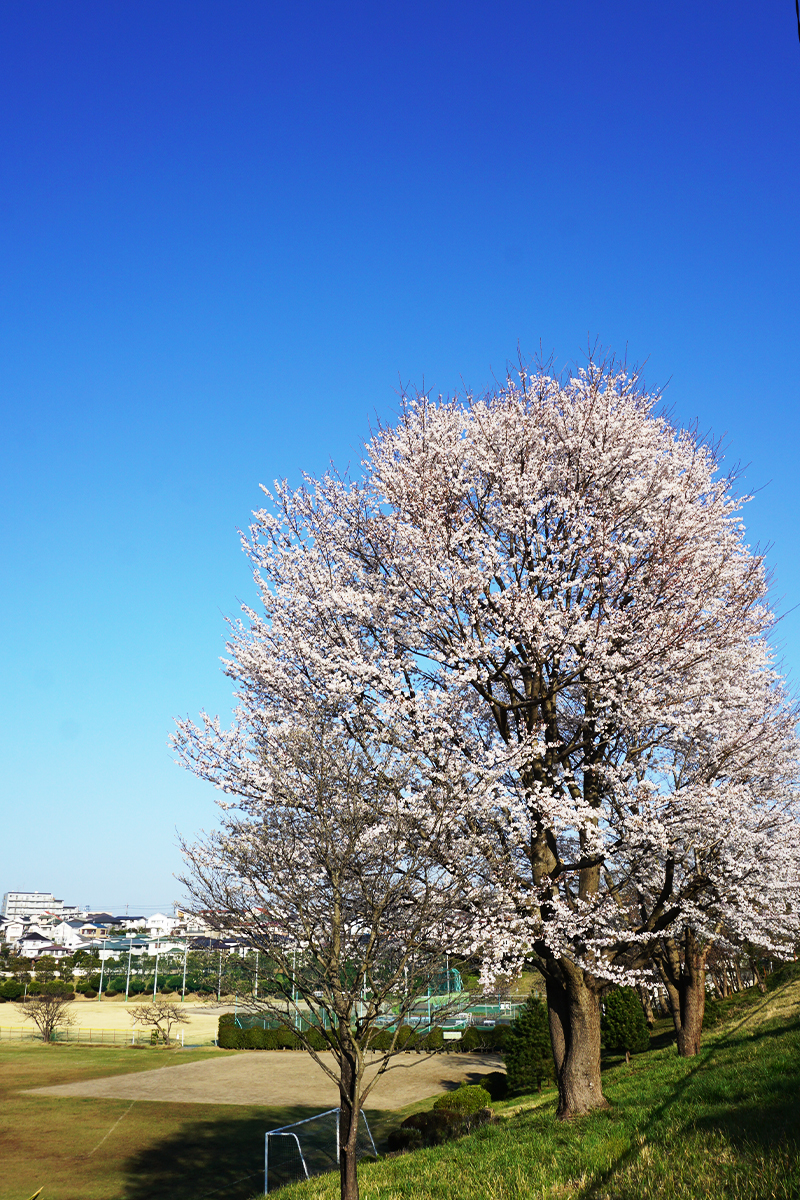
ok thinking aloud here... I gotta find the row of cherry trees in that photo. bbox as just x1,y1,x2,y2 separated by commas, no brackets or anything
176,359,800,1150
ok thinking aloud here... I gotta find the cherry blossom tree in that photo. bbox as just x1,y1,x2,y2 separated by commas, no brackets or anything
175,709,480,1200
178,356,800,1116
639,652,800,1055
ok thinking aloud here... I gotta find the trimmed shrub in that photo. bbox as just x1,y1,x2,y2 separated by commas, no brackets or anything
0,979,24,1001
421,1026,444,1051
387,1106,492,1152
217,1015,328,1050
478,1070,509,1102
602,986,650,1056
503,995,554,1094
433,1083,492,1113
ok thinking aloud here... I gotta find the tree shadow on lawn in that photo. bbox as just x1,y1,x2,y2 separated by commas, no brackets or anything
123,1107,315,1200
580,1020,800,1197
123,1105,398,1200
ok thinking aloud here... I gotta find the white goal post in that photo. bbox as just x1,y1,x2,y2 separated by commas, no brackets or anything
264,1107,378,1193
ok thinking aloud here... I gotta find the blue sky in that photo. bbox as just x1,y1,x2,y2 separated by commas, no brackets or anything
1,1,799,914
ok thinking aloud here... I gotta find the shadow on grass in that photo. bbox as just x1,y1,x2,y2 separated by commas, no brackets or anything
123,1105,401,1200
581,1015,800,1197
123,1108,317,1200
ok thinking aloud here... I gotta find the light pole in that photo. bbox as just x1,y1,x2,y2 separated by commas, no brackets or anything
98,938,108,999
181,937,189,1003
217,948,222,1002
125,933,134,1001
152,936,161,1000
254,949,259,999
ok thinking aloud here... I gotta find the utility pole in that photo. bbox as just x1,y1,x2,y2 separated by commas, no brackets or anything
217,948,222,1002
254,949,259,999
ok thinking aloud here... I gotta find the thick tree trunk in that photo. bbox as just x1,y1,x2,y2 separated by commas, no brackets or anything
675,934,706,1057
338,1051,361,1200
655,931,706,1057
545,964,606,1118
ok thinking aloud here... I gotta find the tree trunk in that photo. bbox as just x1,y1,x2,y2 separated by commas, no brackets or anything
675,931,706,1057
655,931,707,1056
733,959,743,993
338,1051,361,1200
545,964,606,1118
748,956,767,995
637,984,655,1028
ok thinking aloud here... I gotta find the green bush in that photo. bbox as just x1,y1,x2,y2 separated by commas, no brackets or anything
460,1023,509,1052
433,1083,492,1113
503,995,554,1094
217,1015,328,1050
477,1070,509,1101
0,979,24,1001
421,1026,444,1051
602,986,650,1055
387,1105,493,1152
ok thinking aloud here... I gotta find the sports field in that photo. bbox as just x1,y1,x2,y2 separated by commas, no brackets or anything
0,1036,503,1200
28,1047,502,1108
0,994,225,1043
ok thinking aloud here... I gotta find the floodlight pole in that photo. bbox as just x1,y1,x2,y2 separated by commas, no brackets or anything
98,938,108,999
125,934,134,1001
181,937,188,1002
153,937,161,999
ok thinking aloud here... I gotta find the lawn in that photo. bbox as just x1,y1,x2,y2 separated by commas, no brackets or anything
0,1042,342,1200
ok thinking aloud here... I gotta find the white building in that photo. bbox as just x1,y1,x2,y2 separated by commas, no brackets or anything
51,920,104,949
2,891,80,921
147,912,181,936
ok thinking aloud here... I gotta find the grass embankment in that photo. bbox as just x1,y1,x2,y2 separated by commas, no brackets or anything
267,977,800,1200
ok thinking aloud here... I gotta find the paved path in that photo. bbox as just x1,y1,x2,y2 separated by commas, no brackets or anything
26,1050,503,1110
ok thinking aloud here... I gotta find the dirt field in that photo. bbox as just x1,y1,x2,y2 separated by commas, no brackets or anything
28,1048,503,1109
0,996,226,1042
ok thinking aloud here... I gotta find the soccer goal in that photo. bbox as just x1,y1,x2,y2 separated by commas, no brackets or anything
264,1107,378,1193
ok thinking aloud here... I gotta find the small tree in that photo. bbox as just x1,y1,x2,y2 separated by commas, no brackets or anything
602,987,650,1062
128,999,190,1045
175,711,481,1200
503,994,554,1094
16,987,75,1042
34,955,58,982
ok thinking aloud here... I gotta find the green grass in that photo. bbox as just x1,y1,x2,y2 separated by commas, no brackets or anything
3,978,798,1200
0,1041,348,1200
262,981,800,1200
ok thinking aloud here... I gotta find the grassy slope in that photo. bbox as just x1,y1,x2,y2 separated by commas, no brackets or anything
268,977,800,1200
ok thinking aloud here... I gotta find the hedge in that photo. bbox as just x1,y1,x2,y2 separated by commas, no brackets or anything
217,1016,328,1050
